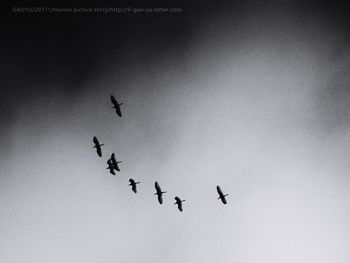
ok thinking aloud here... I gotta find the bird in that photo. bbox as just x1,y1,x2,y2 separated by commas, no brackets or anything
128,178,140,193
110,153,122,172
106,159,116,175
93,136,104,157
217,185,228,204
174,196,185,212
110,95,123,117
154,181,166,204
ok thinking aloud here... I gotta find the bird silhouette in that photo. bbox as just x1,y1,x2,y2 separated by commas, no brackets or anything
154,181,166,204
217,185,228,204
174,196,185,212
106,159,116,175
110,153,122,171
111,95,123,117
93,136,104,157
129,178,140,193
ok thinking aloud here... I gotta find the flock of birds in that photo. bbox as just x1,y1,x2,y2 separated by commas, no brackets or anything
92,95,229,212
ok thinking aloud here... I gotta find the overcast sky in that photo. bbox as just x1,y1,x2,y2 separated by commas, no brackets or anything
1,1,350,262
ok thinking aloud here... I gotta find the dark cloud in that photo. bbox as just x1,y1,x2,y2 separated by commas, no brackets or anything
2,1,349,96
1,0,350,143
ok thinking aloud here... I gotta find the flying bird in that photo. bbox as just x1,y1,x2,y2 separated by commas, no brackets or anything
217,185,228,204
174,196,185,212
106,159,116,175
93,136,104,157
110,153,122,171
129,178,140,193
154,181,166,204
110,95,123,117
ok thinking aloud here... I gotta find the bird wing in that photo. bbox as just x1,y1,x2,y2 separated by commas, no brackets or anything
97,147,102,157
129,178,134,184
116,107,122,117
93,136,99,145
111,95,117,106
155,182,161,192
158,195,163,204
175,196,180,203
132,185,137,193
111,153,116,161
221,196,227,204
217,186,223,196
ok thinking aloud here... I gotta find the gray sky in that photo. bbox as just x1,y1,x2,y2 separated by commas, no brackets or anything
1,2,350,262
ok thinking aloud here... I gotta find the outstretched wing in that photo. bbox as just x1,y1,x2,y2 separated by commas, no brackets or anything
158,195,163,204
132,184,137,193
93,136,99,146
114,163,120,171
175,196,181,203
178,202,183,212
155,181,161,192
112,153,119,168
217,186,223,196
96,147,102,157
106,160,115,175
111,153,121,171
110,95,117,106
221,196,227,204
129,178,135,184
116,106,122,117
